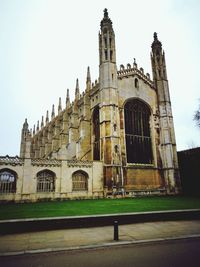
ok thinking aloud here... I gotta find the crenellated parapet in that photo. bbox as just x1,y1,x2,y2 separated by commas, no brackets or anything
117,60,155,88
0,156,24,166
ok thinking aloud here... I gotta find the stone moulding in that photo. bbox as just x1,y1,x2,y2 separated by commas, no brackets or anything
31,158,62,167
0,156,24,166
67,160,93,168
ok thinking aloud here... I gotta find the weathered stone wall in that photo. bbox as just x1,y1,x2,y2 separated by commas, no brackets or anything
0,157,103,202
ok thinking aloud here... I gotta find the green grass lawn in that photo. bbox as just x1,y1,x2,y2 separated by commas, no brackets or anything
0,196,200,220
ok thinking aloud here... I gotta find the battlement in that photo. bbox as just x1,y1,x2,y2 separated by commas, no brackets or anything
117,61,155,88
0,156,24,166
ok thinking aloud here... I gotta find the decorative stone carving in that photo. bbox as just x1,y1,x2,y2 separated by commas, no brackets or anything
31,158,61,167
67,160,93,168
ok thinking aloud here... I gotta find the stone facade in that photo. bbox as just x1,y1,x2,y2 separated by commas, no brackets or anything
0,9,181,202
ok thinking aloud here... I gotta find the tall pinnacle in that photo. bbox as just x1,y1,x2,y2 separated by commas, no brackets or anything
75,78,80,100
46,110,49,124
58,97,62,114
87,66,91,83
36,120,39,132
66,89,70,108
86,66,91,92
51,104,55,119
23,118,29,130
41,116,44,128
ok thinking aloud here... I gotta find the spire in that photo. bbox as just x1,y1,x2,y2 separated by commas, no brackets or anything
51,104,55,119
46,110,49,124
66,89,70,108
75,78,80,100
58,97,62,114
41,116,44,128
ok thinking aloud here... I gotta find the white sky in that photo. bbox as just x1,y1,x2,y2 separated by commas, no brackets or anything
0,0,199,156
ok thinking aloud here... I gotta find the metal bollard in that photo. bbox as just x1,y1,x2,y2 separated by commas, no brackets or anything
114,220,119,241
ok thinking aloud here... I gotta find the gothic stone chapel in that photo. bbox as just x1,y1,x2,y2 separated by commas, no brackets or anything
0,9,181,202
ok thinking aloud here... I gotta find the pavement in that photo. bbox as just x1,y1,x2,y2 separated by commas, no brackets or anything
0,220,200,256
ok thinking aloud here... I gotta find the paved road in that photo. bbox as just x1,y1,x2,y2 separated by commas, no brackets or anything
1,238,200,267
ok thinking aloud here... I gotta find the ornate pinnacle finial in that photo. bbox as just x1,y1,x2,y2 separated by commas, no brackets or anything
133,58,137,68
154,32,158,40
41,116,44,128
104,8,108,18
46,110,49,124
151,32,162,50
101,8,112,28
51,104,55,119
58,97,62,114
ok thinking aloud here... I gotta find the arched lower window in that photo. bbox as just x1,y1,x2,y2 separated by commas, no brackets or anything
0,169,17,193
124,99,153,164
93,106,100,160
37,170,55,193
72,171,88,191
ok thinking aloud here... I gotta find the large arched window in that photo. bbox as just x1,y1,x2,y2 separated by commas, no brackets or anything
36,170,55,192
124,99,153,164
92,106,100,160
72,171,88,191
0,169,17,193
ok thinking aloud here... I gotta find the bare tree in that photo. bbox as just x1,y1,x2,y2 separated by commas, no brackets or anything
194,100,200,128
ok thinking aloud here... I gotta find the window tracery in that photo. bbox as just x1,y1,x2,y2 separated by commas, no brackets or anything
124,99,153,164
72,171,88,191
0,169,16,193
36,170,55,192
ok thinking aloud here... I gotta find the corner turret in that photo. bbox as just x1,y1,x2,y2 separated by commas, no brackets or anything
151,32,180,193
99,8,116,64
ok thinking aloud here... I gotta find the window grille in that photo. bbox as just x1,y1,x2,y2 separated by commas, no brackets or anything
124,99,153,164
72,171,88,191
37,170,55,192
0,170,16,193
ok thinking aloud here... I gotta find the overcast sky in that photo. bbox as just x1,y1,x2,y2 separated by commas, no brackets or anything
0,0,199,156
